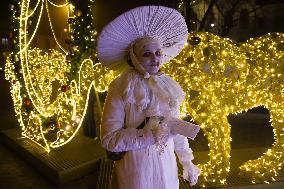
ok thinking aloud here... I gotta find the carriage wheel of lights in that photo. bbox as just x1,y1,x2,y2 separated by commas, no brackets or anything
162,32,284,185
5,0,117,152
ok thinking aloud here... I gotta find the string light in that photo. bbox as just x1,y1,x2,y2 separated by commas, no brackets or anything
6,50,116,152
45,0,68,53
47,0,68,7
163,32,284,185
5,0,284,186
5,0,114,152
19,0,41,20
19,0,44,54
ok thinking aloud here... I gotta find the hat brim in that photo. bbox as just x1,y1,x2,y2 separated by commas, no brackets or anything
97,6,188,67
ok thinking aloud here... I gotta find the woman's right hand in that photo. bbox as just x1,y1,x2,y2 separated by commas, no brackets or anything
144,116,171,153
144,117,169,141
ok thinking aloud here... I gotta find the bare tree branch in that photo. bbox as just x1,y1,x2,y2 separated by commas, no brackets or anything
215,3,225,17
198,0,219,31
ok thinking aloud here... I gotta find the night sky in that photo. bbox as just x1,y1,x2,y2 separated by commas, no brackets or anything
0,0,176,33
1,0,284,34
93,0,176,32
0,0,13,32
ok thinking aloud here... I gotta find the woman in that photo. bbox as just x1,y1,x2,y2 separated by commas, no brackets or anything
97,6,200,189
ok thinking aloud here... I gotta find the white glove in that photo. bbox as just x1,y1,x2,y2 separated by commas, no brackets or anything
143,116,160,130
145,116,171,153
183,162,201,186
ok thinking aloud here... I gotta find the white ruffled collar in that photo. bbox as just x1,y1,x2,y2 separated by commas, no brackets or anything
117,68,185,116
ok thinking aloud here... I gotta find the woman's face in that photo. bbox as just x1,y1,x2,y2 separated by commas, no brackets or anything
135,42,163,74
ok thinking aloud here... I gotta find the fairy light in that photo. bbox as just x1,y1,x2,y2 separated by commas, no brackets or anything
47,0,68,7
162,32,284,185
19,0,41,20
23,48,68,116
5,0,117,152
6,0,284,186
45,0,68,53
238,33,284,184
19,0,44,54
178,0,184,11
6,51,116,152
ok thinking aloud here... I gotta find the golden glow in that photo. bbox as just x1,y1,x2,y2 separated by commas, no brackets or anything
5,50,116,152
47,0,68,7
5,0,284,186
19,0,44,54
45,0,68,53
5,0,117,152
163,32,284,185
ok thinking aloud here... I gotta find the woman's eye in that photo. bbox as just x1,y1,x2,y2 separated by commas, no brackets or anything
142,52,151,57
155,51,161,56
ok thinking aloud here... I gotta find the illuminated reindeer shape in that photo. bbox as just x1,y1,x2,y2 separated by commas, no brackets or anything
163,32,284,184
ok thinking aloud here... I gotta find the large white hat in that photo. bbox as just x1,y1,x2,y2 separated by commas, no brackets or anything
97,5,188,68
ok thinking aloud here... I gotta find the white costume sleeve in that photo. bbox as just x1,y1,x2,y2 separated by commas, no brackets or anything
101,82,155,152
174,134,200,186
174,134,194,164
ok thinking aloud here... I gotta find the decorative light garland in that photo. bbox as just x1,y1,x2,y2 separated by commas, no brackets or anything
5,0,284,186
238,33,284,184
47,0,68,7
45,0,68,53
5,0,116,152
19,0,44,54
163,32,284,185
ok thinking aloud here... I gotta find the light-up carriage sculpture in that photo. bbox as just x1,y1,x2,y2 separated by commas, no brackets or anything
5,0,116,152
4,0,284,186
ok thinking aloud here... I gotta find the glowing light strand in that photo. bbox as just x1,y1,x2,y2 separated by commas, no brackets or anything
45,0,68,54
47,0,68,7
19,0,44,54
18,0,41,20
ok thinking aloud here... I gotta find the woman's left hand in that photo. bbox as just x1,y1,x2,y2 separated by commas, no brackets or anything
183,162,201,186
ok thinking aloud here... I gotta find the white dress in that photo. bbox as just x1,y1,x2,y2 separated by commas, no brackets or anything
101,68,194,189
